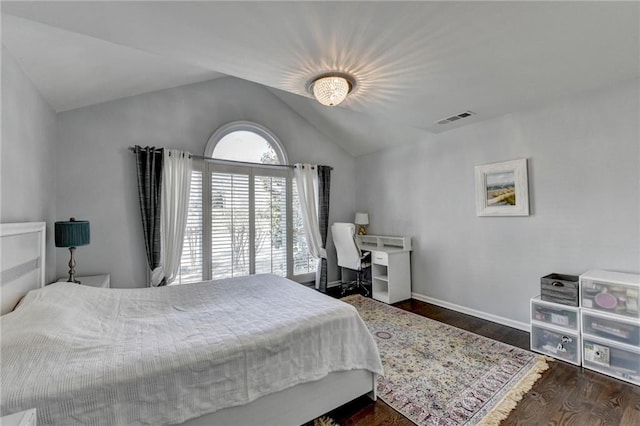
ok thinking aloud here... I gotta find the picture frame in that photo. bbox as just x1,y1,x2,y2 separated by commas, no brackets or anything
475,158,529,216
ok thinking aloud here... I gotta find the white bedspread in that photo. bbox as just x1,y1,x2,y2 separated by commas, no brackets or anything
1,274,382,425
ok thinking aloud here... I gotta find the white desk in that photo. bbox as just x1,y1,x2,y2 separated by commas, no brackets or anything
357,235,412,304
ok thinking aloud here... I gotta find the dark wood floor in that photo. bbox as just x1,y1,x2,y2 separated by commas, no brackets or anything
323,290,640,425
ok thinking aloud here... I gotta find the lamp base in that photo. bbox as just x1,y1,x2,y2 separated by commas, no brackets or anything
357,225,367,235
66,246,81,284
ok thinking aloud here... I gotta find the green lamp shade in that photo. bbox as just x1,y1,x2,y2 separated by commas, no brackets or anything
55,219,90,248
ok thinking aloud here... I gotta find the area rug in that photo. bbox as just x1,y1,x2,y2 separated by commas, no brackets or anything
342,295,549,425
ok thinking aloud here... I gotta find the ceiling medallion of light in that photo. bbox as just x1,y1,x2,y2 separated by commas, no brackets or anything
307,73,356,107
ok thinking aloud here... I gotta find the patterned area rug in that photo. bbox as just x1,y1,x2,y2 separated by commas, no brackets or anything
342,295,548,425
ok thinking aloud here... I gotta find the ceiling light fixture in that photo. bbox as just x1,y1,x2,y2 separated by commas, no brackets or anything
307,73,356,107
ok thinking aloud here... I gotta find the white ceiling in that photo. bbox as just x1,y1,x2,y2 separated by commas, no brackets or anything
2,1,639,156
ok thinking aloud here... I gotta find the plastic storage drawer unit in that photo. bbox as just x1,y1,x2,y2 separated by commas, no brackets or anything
581,309,640,347
531,296,580,332
580,270,640,319
531,323,581,365
582,335,640,386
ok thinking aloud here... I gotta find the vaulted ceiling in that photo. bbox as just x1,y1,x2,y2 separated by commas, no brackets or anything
2,1,639,156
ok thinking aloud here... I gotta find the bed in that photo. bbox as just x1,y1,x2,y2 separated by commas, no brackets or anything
0,222,383,425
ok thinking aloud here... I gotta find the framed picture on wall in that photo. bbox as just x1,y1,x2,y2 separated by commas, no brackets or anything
475,158,529,216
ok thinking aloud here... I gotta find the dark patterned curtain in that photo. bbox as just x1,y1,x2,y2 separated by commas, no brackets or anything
317,165,332,292
133,145,164,286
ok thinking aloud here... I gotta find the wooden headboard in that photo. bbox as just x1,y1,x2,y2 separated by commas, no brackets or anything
0,222,46,315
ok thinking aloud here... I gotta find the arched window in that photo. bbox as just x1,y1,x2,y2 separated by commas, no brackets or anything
177,122,315,284
205,121,288,165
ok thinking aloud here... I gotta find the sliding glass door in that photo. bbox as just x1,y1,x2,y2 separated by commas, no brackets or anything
177,161,315,284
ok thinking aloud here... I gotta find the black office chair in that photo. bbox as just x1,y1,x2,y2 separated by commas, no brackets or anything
331,222,370,296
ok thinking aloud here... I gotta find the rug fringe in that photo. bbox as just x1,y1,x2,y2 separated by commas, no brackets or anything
477,356,551,425
313,415,340,426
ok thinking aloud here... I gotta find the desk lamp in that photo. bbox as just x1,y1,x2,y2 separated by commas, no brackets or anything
355,212,369,235
55,218,90,283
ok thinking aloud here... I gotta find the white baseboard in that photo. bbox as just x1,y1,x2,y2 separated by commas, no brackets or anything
328,280,342,288
411,292,530,332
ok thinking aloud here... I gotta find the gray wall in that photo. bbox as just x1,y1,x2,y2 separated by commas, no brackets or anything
356,79,640,325
56,76,356,287
1,48,58,283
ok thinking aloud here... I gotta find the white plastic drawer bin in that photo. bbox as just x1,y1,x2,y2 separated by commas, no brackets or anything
582,335,640,386
581,309,640,347
530,323,581,365
580,270,640,319
531,297,580,332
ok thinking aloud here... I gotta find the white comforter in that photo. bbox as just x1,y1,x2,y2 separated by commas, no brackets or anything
1,274,382,425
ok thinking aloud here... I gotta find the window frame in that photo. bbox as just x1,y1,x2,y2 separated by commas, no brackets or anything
204,121,289,166
191,121,314,284
202,162,292,279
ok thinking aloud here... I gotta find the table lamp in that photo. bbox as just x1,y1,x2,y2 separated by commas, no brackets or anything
55,218,90,283
355,212,369,235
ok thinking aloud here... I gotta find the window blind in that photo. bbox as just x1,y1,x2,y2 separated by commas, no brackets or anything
211,172,250,279
177,163,316,284
254,175,287,276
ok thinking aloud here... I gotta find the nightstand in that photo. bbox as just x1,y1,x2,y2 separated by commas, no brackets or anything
57,274,110,288
0,408,37,426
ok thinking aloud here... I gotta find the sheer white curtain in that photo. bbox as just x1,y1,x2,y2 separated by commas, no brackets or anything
153,149,192,286
294,163,326,288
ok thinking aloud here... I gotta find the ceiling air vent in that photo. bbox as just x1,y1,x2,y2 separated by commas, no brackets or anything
436,110,475,125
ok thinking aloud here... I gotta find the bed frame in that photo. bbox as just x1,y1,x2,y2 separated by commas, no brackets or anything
0,222,376,425
180,369,374,426
0,222,46,315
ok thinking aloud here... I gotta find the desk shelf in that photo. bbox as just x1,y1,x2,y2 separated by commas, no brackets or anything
373,284,390,304
356,234,411,251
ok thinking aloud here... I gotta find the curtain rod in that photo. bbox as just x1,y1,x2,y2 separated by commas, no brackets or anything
127,146,333,170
